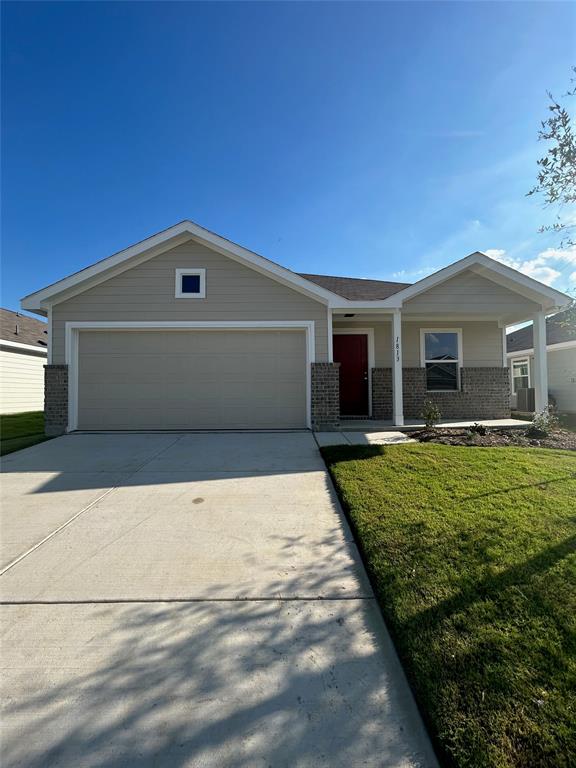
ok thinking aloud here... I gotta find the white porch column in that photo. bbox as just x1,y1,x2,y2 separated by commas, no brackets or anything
532,310,548,413
392,309,404,426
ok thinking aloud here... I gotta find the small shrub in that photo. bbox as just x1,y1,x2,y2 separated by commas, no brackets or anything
421,399,441,430
526,407,559,438
469,422,489,436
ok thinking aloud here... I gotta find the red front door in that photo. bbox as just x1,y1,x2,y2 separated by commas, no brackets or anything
333,334,369,416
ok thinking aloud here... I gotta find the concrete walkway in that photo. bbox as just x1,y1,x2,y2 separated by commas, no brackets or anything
316,431,416,447
0,432,437,768
316,418,533,447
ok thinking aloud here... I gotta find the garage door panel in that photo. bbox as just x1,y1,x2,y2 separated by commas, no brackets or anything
77,330,307,429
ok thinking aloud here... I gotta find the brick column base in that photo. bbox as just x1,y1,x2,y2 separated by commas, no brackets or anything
45,365,68,436
311,362,340,430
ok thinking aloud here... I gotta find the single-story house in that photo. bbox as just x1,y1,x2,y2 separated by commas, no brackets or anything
20,220,571,434
0,308,48,414
507,309,576,414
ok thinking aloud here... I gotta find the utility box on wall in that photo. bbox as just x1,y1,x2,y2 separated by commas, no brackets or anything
517,387,535,413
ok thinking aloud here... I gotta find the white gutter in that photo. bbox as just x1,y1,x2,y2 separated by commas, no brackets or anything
1,339,48,354
506,339,576,357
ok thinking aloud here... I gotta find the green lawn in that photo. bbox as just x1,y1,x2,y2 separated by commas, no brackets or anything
322,443,576,768
0,411,50,456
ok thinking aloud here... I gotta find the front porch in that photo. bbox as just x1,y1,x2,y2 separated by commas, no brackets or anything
309,253,568,432
312,316,519,429
315,416,533,446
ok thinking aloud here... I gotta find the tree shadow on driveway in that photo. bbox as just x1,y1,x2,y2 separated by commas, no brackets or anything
1,589,437,767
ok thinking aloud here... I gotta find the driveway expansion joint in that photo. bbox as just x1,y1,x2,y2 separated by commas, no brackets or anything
0,596,376,605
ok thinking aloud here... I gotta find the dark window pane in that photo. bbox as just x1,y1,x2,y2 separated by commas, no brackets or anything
181,274,201,294
425,332,458,361
426,362,458,390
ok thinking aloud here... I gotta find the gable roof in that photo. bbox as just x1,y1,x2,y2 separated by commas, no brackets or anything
0,308,48,349
507,308,576,353
374,251,571,310
20,221,573,317
299,273,411,300
21,220,338,311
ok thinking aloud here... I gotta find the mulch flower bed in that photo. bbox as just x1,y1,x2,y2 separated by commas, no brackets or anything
410,426,576,451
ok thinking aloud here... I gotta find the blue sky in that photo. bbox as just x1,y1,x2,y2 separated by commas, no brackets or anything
2,1,575,314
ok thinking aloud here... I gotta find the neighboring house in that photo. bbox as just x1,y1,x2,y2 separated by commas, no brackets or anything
507,309,576,414
0,308,48,414
20,221,570,435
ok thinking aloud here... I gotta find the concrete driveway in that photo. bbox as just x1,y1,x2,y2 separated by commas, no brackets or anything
0,432,437,768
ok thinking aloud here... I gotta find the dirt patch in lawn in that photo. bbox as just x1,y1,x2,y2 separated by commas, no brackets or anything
410,426,576,451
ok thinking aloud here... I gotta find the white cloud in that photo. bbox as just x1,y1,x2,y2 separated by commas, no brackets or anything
484,248,506,260
391,266,440,280
524,266,562,285
483,246,576,287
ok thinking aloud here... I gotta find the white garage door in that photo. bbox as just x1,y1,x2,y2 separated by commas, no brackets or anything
77,330,307,429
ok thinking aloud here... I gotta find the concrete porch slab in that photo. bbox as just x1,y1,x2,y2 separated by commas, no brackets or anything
340,418,532,432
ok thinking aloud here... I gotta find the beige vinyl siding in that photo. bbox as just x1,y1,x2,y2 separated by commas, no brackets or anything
374,323,392,366
77,330,307,429
0,347,46,414
51,239,328,364
333,320,503,367
404,271,541,315
547,347,576,412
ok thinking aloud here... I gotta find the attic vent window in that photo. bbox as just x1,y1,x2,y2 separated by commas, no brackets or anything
175,268,206,299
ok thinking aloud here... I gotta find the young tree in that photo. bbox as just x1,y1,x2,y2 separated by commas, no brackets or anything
529,69,576,323
528,68,575,245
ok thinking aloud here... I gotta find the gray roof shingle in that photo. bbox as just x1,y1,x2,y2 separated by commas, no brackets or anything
506,308,576,353
298,273,410,301
0,308,48,349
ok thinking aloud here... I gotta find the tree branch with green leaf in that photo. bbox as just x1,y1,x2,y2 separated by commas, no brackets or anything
528,67,576,245
528,68,576,321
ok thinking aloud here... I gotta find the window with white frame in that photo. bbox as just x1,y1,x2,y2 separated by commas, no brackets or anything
175,268,206,298
511,358,530,393
421,329,462,391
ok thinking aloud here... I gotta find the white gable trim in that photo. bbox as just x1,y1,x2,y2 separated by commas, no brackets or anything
391,252,570,310
20,226,572,315
327,253,570,312
21,221,337,311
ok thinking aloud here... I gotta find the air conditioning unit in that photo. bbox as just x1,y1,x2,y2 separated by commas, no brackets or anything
517,387,535,412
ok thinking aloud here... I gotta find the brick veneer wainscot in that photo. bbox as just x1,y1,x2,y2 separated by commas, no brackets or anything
44,364,68,436
311,362,340,430
372,368,393,419
372,367,510,420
